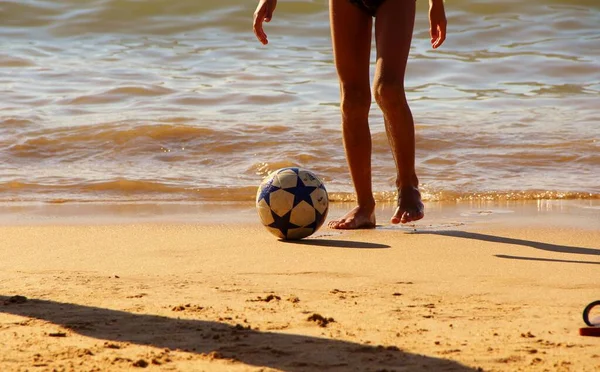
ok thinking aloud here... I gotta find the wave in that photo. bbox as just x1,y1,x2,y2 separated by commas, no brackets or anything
1,179,598,204
3,122,222,159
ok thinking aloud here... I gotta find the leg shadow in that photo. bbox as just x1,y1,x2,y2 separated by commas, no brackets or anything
414,230,600,257
495,254,600,265
1,295,477,371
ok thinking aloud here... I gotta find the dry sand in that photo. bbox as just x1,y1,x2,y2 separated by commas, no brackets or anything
0,201,599,371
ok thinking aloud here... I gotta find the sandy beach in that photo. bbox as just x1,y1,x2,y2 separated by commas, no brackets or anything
0,201,598,371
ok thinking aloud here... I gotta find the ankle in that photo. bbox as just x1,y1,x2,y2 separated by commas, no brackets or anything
396,174,419,189
357,198,376,210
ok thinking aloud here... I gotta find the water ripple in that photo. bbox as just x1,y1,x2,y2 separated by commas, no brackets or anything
0,0,598,202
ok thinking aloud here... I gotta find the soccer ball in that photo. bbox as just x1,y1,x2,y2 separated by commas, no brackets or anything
256,167,329,240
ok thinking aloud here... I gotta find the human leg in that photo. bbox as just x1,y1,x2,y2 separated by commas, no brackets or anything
372,0,424,224
327,0,376,229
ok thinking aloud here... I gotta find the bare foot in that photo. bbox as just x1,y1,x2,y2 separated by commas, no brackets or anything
328,205,376,230
391,186,424,224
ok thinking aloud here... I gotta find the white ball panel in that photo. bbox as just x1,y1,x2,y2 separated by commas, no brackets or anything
273,169,298,189
256,199,274,225
310,188,328,215
269,189,295,217
289,200,316,227
298,169,322,188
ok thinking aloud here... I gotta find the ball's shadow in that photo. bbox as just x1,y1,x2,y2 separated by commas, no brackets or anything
282,238,389,249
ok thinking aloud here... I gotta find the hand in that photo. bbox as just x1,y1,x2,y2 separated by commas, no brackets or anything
429,0,447,49
253,0,278,45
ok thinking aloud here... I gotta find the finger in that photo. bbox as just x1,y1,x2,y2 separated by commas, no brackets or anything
430,24,437,41
253,19,264,43
432,28,440,48
439,21,447,45
433,23,446,49
430,27,438,46
253,11,268,44
253,23,268,45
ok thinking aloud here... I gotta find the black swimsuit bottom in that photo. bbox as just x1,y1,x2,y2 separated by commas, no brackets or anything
349,0,386,16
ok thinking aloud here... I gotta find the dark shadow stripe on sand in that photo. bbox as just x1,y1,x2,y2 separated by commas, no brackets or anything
1,296,477,372
496,254,600,265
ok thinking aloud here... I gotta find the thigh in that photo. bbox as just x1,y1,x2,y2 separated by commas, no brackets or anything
374,0,416,83
329,0,373,88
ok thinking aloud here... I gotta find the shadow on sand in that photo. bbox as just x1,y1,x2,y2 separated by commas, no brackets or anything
414,230,600,265
284,239,390,249
1,295,477,371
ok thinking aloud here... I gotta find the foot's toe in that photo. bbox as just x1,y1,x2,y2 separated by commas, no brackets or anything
400,212,410,224
333,221,345,229
400,210,424,224
391,206,408,224
334,220,353,229
339,219,355,229
329,217,373,230
329,219,349,229
328,206,376,230
328,220,341,229
394,186,425,224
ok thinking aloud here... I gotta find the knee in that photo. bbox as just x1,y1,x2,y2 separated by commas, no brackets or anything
373,79,407,111
340,84,371,119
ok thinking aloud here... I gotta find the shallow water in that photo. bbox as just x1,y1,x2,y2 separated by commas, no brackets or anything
1,0,599,203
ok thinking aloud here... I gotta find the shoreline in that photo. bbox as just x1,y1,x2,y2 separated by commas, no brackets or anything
1,199,598,230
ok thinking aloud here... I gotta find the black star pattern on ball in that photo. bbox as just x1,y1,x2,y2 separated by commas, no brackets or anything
283,175,318,208
268,209,300,239
257,180,281,205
